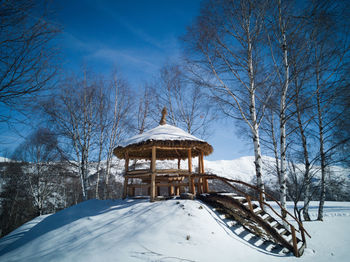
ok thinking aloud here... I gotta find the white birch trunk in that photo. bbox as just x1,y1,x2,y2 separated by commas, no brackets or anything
247,28,264,193
278,0,288,218
295,87,311,221
316,64,326,221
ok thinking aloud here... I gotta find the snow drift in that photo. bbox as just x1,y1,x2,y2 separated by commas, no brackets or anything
0,199,350,262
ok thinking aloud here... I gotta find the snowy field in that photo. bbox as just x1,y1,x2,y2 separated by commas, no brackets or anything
0,199,349,262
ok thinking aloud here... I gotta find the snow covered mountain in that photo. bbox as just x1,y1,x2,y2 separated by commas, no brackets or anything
110,155,350,189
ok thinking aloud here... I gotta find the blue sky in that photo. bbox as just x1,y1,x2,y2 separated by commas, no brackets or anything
53,0,199,84
0,0,252,160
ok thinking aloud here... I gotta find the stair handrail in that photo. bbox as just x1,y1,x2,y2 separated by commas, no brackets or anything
196,173,311,239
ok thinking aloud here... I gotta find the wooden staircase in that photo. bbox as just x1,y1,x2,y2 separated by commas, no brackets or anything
194,174,310,257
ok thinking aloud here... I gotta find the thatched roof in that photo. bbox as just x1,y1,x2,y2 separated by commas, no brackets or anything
113,124,213,160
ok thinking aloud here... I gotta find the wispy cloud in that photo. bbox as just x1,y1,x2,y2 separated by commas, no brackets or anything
89,47,159,71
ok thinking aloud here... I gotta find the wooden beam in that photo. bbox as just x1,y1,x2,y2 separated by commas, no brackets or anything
127,184,150,188
155,182,189,187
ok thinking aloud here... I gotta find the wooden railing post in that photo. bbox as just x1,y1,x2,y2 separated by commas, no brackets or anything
188,149,196,194
300,223,306,246
246,195,254,212
150,146,156,202
123,176,128,199
123,153,129,199
290,225,299,257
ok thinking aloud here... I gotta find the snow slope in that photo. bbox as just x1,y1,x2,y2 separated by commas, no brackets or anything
0,199,349,262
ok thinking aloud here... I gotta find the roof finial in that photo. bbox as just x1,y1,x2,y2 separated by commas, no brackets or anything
159,107,167,125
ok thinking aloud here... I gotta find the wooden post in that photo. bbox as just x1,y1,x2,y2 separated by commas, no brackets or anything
200,152,209,192
188,149,192,172
300,224,306,246
203,178,208,193
169,185,174,196
150,146,156,202
122,153,130,199
200,151,204,174
150,173,156,201
291,225,299,257
123,176,128,199
125,153,129,172
246,195,254,212
198,154,201,174
190,176,195,194
178,158,181,169
188,149,195,194
197,178,202,194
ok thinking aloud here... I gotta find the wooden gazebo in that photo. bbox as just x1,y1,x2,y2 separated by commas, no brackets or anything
113,108,213,201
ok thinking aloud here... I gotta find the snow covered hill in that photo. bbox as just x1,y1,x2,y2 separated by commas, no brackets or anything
0,199,349,262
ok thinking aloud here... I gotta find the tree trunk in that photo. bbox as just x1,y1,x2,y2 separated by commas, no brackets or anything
247,29,264,194
295,87,311,221
279,0,289,218
316,76,326,221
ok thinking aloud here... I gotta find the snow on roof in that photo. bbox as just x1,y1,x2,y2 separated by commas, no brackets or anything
121,124,204,147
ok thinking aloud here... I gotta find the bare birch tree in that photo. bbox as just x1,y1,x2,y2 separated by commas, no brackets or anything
103,73,132,199
13,128,61,215
0,0,60,122
266,0,310,217
183,0,271,190
154,63,214,139
306,0,350,220
41,71,102,201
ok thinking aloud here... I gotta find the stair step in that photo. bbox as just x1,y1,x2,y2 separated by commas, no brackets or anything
252,203,259,209
270,221,279,228
254,209,264,216
279,229,288,236
234,226,245,235
227,221,237,227
234,197,247,203
265,242,276,252
297,240,304,249
261,213,269,220
264,216,274,223
285,234,293,242
219,214,227,219
243,233,255,241
254,238,266,246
